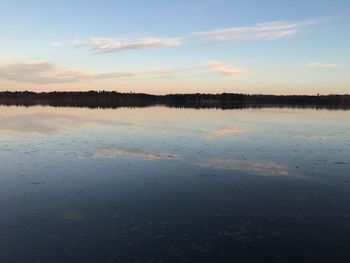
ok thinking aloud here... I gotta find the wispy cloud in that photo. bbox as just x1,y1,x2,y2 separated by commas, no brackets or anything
303,62,338,68
0,61,89,84
196,20,318,42
0,58,250,85
0,61,136,84
205,61,246,75
73,37,182,53
51,42,62,47
146,66,200,79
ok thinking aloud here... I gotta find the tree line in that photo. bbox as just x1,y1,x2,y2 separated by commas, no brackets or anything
0,91,349,109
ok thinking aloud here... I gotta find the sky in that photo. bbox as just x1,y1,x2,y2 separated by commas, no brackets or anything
0,0,349,95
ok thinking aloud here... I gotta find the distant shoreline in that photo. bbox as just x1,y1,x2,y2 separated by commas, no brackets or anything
1,91,349,109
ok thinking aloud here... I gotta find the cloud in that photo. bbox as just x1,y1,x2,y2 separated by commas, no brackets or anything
200,159,290,176
0,59,249,85
146,66,200,79
73,37,182,53
92,146,179,160
196,20,318,42
205,61,246,75
0,61,136,84
0,61,88,84
51,42,62,47
303,62,338,68
93,72,137,79
204,127,245,138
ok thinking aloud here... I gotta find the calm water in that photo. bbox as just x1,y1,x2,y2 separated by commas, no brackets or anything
0,106,349,262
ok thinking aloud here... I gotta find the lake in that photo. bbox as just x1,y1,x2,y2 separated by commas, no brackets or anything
0,105,349,262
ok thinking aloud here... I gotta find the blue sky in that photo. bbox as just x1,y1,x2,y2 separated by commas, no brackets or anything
0,0,349,94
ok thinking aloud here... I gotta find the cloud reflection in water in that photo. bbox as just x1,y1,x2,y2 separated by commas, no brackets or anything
0,112,133,135
200,159,290,176
203,127,245,139
93,146,180,161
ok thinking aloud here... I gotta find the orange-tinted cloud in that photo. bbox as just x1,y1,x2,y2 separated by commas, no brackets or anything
0,61,136,84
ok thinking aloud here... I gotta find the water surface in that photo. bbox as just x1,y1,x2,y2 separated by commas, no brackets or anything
0,106,349,262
